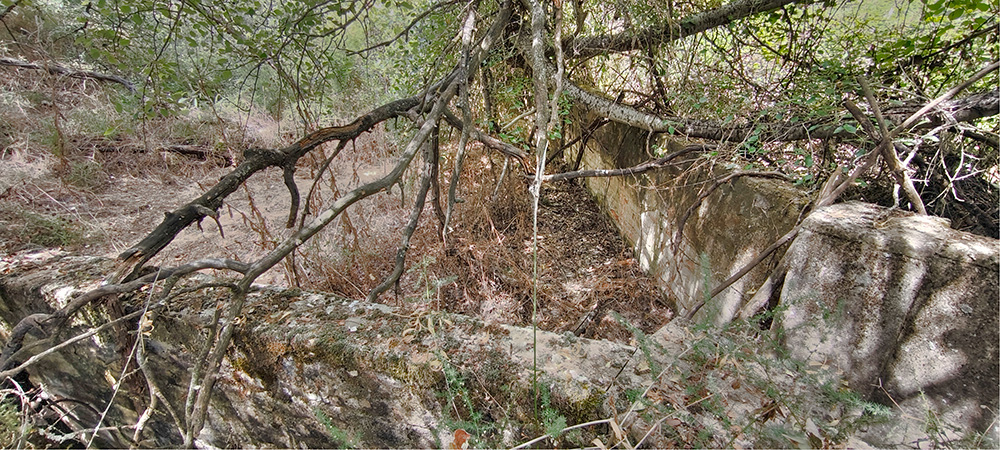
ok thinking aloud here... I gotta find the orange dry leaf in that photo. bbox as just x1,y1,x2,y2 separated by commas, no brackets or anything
448,428,471,449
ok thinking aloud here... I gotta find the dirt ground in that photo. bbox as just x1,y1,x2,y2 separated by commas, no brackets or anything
0,134,673,342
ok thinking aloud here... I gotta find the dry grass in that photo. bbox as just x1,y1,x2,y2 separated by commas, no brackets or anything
1,11,673,338
350,146,678,339
0,53,674,342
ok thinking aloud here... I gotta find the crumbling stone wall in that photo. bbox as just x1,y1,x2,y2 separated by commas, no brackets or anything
567,115,999,443
566,115,808,321
772,201,999,445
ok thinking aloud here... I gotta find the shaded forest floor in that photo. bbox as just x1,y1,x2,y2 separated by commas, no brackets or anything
0,128,672,343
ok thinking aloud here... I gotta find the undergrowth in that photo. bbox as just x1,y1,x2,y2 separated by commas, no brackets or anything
0,398,24,448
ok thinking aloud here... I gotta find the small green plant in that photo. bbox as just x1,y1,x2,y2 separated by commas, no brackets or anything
63,160,109,192
436,354,491,445
13,210,83,248
613,311,662,375
535,386,568,439
313,407,357,449
0,398,25,448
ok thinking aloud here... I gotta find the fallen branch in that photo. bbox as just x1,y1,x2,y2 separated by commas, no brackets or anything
111,96,421,282
542,143,715,182
182,74,463,446
847,79,926,214
0,57,136,92
817,60,999,209
442,109,530,173
367,130,437,302
0,308,143,381
85,139,233,164
0,258,249,374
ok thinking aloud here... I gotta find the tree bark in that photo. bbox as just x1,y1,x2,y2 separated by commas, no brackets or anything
563,0,803,59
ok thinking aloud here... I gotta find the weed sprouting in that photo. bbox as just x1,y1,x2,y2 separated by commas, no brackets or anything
0,398,27,448
10,210,83,248
63,159,109,192
313,407,357,449
612,311,662,375
631,315,906,448
437,354,500,448
538,387,568,439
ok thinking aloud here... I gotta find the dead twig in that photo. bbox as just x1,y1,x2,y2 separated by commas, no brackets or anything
367,128,437,302
852,76,926,213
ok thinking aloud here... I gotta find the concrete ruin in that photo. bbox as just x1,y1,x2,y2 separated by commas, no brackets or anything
567,116,999,445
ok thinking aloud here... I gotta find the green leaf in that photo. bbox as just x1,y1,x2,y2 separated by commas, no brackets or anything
926,0,946,12
842,124,857,133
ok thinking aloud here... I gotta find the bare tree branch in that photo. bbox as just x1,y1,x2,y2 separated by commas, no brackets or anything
367,129,437,302
441,109,530,172
0,258,249,374
561,77,1000,144
182,4,519,441
112,96,421,282
818,61,1000,209
542,144,714,182
183,73,463,445
851,76,925,214
564,0,804,60
443,1,480,245
691,61,1000,322
347,0,462,55
0,57,136,92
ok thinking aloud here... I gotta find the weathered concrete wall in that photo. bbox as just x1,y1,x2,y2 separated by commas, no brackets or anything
565,116,999,444
772,201,999,446
565,116,808,321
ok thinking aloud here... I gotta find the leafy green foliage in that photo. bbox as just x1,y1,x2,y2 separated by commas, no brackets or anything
72,0,443,121
872,0,998,93
539,388,568,439
0,399,26,448
437,355,494,446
